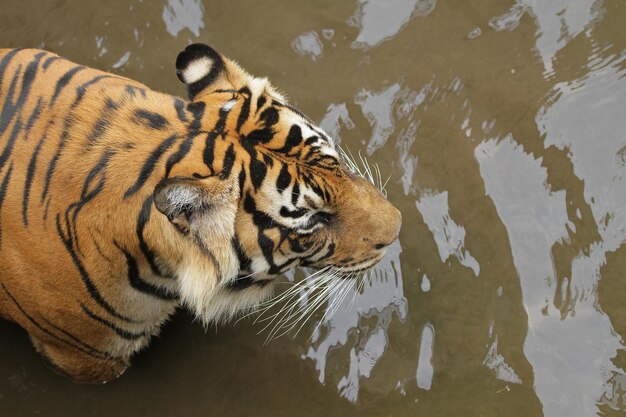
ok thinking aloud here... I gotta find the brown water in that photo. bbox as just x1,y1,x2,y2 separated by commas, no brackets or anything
1,0,626,416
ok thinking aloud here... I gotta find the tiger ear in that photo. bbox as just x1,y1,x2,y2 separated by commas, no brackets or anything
176,44,230,100
153,175,238,235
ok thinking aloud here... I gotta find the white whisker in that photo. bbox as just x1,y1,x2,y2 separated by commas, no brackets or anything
262,271,337,342
273,272,339,338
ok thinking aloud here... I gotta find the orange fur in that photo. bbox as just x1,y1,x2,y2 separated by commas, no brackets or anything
0,46,401,383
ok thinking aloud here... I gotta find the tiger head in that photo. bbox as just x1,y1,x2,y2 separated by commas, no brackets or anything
153,44,401,322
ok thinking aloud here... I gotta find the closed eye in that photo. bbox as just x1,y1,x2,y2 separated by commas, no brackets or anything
309,211,333,225
297,211,334,233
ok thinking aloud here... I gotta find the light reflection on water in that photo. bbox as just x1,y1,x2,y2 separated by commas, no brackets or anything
1,0,626,416
304,240,407,404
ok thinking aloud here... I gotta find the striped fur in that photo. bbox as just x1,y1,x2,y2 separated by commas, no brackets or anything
0,45,401,383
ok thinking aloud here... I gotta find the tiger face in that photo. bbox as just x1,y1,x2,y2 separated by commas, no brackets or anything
155,44,401,320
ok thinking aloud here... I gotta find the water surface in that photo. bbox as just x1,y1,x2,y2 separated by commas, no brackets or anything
1,1,626,416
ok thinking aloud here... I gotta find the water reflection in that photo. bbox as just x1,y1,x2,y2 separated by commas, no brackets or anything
348,0,437,49
416,322,435,390
162,0,205,37
539,42,626,415
476,130,624,416
291,31,324,61
416,191,480,277
490,0,604,75
304,240,407,403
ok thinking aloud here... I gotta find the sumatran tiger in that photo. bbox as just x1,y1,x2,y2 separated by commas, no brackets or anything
0,44,401,383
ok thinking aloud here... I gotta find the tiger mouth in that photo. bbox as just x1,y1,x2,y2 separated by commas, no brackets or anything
331,257,383,277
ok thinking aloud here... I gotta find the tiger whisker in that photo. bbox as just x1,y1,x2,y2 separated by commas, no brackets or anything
267,270,340,342
260,271,336,341
254,277,323,327
254,267,330,309
327,275,355,320
235,267,331,325
309,278,349,337
348,274,364,311
279,275,341,341
294,276,349,339
271,271,338,333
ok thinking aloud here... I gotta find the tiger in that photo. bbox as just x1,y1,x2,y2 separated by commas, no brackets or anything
0,44,401,383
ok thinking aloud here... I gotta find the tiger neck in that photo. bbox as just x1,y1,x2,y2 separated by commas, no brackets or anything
104,104,241,320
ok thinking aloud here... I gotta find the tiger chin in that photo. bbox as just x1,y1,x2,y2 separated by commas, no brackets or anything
0,44,401,384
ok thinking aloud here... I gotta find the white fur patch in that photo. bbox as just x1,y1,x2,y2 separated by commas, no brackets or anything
221,99,237,112
166,186,203,211
249,77,268,97
181,57,213,84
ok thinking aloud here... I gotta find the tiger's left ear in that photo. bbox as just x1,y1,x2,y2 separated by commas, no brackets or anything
176,43,231,100
153,175,238,236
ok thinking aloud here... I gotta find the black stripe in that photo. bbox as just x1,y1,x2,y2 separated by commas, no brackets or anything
238,169,246,199
0,283,106,360
115,242,178,300
40,118,71,204
0,48,22,94
81,304,147,341
291,182,300,206
0,64,22,137
22,132,46,226
42,55,61,70
88,115,111,143
50,65,85,106
315,242,335,262
73,75,115,108
164,136,194,178
226,276,272,291
259,107,279,127
279,206,309,218
221,143,236,179
125,85,147,98
24,96,44,136
276,163,291,192
202,102,231,172
243,191,277,230
133,109,169,130
203,131,216,169
56,214,137,323
136,196,172,278
279,125,303,153
63,150,113,256
186,101,205,133
0,52,46,136
236,87,251,132
245,127,274,144
0,163,14,237
0,119,23,174
256,96,266,112
174,98,187,122
41,318,111,359
249,155,266,190
162,102,205,177
232,236,252,272
124,133,178,198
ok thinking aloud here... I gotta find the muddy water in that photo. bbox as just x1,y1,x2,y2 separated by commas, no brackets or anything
1,0,626,416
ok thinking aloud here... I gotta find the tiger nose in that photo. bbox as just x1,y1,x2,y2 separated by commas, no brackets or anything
387,206,402,242
371,206,402,249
